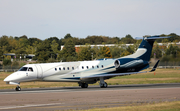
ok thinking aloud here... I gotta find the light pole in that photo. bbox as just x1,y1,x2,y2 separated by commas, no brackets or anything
20,54,21,61
91,53,93,60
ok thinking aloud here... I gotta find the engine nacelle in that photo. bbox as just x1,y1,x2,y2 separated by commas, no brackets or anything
114,58,146,70
114,59,120,69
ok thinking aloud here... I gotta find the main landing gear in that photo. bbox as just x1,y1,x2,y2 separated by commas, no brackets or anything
81,83,88,88
79,82,88,88
15,86,21,91
99,77,108,88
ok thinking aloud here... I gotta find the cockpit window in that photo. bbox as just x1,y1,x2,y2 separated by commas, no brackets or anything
28,67,33,72
19,67,28,71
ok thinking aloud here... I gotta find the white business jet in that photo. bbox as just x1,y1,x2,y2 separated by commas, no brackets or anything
4,36,169,91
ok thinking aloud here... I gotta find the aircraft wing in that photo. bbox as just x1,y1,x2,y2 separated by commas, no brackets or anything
81,71,147,80
81,60,160,80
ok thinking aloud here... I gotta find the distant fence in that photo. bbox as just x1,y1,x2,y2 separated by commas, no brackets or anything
158,61,180,66
0,66,19,72
158,66,180,69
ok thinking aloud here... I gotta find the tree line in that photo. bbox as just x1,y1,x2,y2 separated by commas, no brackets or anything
0,33,180,68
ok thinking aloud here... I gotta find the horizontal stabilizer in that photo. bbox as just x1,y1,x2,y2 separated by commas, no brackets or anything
144,36,171,40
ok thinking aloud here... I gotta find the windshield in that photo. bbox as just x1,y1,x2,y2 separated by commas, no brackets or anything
18,67,28,71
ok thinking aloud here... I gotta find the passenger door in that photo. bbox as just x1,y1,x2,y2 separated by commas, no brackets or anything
35,65,43,79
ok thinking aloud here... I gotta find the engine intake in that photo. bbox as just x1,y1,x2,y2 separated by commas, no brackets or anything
114,60,120,69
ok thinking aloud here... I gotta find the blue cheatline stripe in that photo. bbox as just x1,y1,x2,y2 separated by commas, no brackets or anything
62,77,80,80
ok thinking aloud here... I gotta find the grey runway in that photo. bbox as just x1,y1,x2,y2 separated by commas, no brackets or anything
0,83,180,111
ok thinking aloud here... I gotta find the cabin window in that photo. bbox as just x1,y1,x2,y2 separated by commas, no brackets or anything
82,66,84,69
72,67,74,70
101,65,104,68
92,66,94,68
67,67,69,70
97,65,99,68
86,66,89,69
63,67,65,70
19,67,28,71
55,68,57,71
59,68,61,70
28,67,33,72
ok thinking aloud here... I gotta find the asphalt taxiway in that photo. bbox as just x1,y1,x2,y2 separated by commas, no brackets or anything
0,83,180,111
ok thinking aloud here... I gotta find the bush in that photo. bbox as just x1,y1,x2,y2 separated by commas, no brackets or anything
20,62,26,68
12,61,20,69
0,63,2,69
47,58,56,63
3,59,12,66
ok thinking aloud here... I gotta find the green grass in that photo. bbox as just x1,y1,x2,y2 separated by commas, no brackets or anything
81,101,180,111
104,69,180,85
0,69,180,89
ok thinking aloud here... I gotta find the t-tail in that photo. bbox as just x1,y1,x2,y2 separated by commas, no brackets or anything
137,36,170,61
114,36,170,72
122,36,170,62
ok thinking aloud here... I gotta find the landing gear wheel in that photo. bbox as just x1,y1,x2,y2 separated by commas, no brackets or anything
81,83,88,88
100,82,108,88
104,82,108,88
15,86,21,91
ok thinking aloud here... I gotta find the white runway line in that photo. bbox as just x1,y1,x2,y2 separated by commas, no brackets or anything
0,90,68,94
0,103,64,110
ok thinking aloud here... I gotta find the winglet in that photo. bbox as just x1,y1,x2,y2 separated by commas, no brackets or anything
150,60,160,72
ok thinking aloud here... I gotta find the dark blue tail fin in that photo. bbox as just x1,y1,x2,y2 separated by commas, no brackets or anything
137,36,170,61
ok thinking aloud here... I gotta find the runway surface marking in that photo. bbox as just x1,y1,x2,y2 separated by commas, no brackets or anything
0,103,64,110
0,90,68,94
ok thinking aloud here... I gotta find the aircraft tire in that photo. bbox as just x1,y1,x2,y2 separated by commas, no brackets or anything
104,82,108,88
100,82,108,88
15,86,21,91
81,83,88,88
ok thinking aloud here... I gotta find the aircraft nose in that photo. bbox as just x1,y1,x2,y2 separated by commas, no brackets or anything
4,75,12,82
4,73,16,82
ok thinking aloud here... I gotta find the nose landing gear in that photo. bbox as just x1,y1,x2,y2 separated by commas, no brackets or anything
15,86,21,91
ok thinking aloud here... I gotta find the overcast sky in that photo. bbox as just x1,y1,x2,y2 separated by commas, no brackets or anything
0,0,180,40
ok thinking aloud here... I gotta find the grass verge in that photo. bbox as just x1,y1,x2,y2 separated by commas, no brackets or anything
82,101,180,111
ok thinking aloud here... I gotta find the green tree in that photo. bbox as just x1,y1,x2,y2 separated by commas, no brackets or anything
58,39,77,61
51,40,59,54
78,45,92,61
125,34,133,39
151,42,162,59
165,44,180,58
3,59,12,66
99,46,112,58
110,45,122,58
0,46,3,61
126,45,134,54
11,61,19,69
64,33,73,39
26,45,33,54
15,38,28,60
0,36,10,53
91,45,100,59
35,39,52,61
